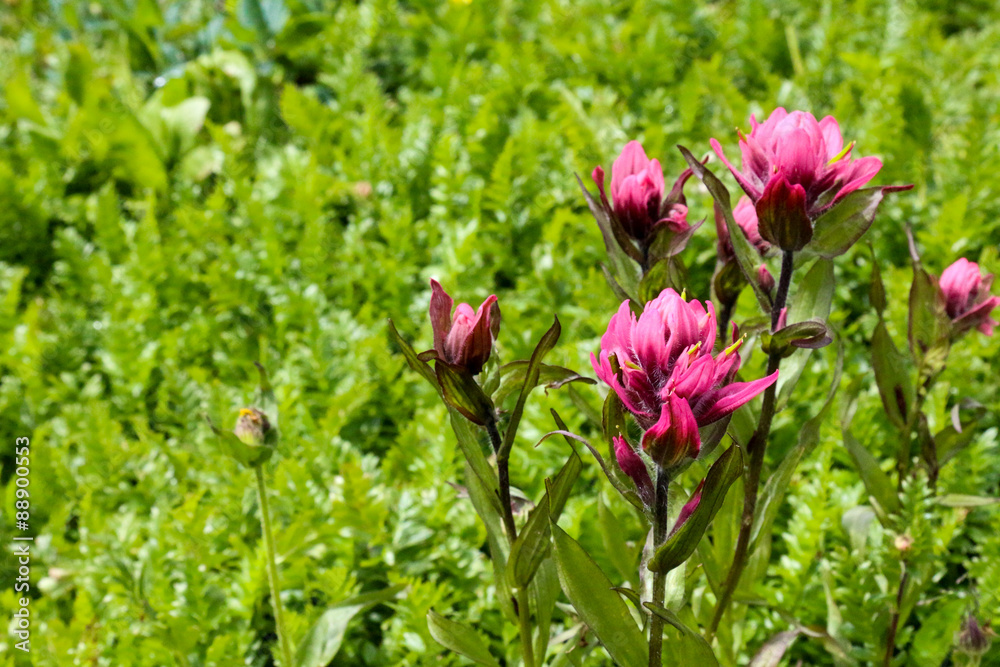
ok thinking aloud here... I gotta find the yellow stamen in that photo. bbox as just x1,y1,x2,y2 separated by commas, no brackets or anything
724,336,746,356
688,341,702,356
239,408,255,417
827,141,855,166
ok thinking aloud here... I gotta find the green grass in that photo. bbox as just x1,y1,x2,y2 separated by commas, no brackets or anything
0,0,998,665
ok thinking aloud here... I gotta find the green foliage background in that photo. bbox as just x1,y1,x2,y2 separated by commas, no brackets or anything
0,0,998,665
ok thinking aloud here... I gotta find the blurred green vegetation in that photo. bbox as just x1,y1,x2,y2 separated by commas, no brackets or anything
0,0,998,665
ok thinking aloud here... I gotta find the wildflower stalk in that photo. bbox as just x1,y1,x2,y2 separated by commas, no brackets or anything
648,469,671,667
883,567,909,667
708,250,794,638
255,466,295,667
486,417,535,667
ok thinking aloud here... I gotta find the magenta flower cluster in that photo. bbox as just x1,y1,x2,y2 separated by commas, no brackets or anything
592,289,778,470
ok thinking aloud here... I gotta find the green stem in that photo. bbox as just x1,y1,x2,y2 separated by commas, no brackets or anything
707,250,793,639
648,469,671,667
255,466,295,667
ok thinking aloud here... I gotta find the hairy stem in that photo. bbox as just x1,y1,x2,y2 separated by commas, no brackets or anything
255,466,295,667
648,469,671,667
708,250,793,639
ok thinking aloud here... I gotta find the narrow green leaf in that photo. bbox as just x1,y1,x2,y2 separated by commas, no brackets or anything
449,410,503,521
388,318,441,396
296,586,403,667
508,451,582,587
550,522,648,667
934,495,1000,508
499,317,561,459
644,603,719,665
576,172,643,263
599,493,637,581
649,445,744,573
679,145,771,312
841,506,877,558
907,256,950,364
296,605,365,667
871,321,914,430
427,610,501,667
493,361,595,407
842,427,901,519
530,557,561,664
749,630,800,667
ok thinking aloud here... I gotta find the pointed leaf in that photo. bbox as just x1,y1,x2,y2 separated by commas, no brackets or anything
649,445,744,573
427,610,501,667
871,321,914,430
934,495,1000,508
906,243,950,365
748,629,800,667
494,362,595,407
808,187,909,258
296,586,403,667
843,427,901,519
499,318,561,459
449,410,503,521
576,172,643,263
508,451,582,587
388,319,441,396
679,145,771,312
550,522,648,667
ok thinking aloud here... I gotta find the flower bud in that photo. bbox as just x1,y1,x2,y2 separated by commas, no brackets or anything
956,614,994,657
235,407,271,444
613,436,653,506
939,258,1000,337
429,279,500,375
757,264,775,294
228,407,276,467
670,479,704,537
755,172,812,251
642,393,701,471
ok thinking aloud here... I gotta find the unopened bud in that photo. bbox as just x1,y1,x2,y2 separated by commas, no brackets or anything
956,615,994,657
235,408,272,447
757,264,775,294
894,533,914,552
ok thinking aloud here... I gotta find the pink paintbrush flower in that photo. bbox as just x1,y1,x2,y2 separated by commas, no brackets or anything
938,259,1000,336
592,141,694,245
428,279,501,375
592,289,778,468
711,109,884,250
